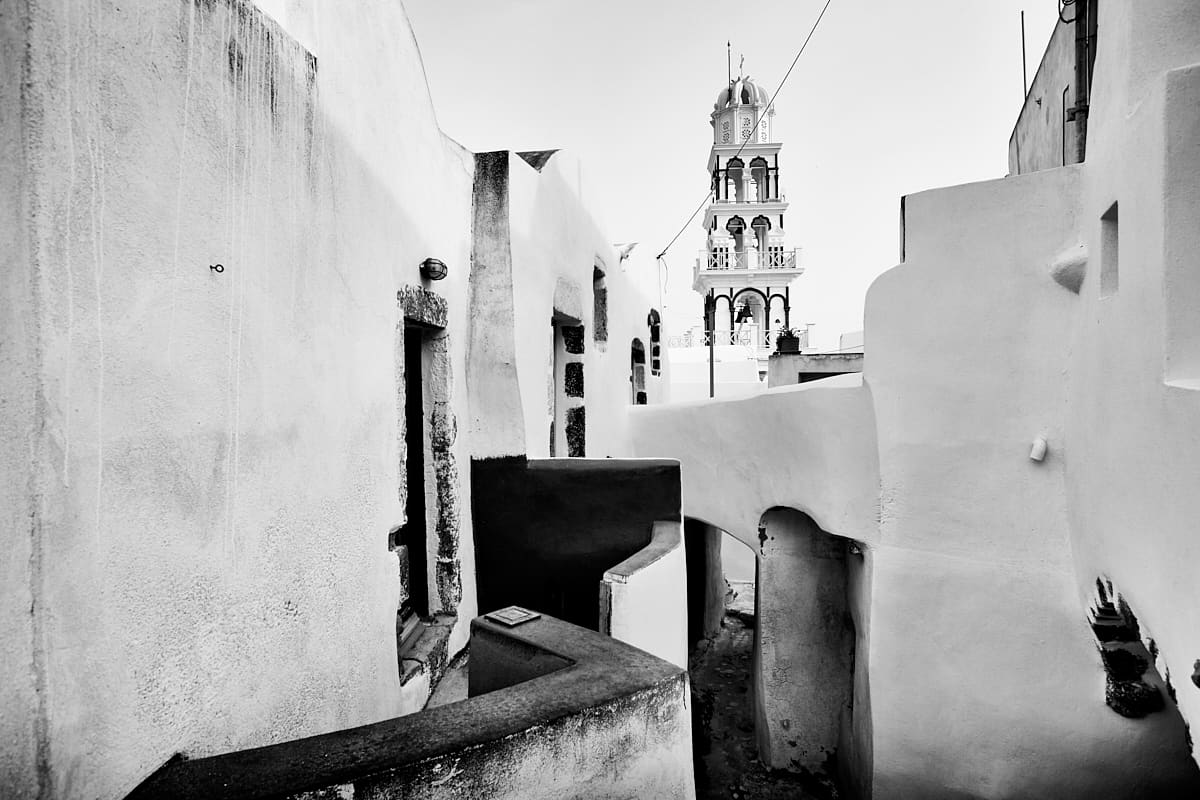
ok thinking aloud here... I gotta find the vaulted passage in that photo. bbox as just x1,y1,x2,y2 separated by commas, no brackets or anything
685,519,839,799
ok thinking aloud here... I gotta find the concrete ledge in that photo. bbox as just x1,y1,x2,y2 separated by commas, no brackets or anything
603,519,681,584
766,352,864,388
127,614,692,800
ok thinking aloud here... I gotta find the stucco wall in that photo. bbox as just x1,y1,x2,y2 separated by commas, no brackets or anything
507,151,668,459
630,376,879,550
1008,14,1080,175
868,163,1197,797
5,1,478,796
128,614,697,800
0,1,40,794
1064,0,1200,768
467,150,667,462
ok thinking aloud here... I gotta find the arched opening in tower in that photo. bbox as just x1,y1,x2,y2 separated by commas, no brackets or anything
731,288,766,346
749,157,769,202
726,158,745,203
751,215,771,265
725,216,747,267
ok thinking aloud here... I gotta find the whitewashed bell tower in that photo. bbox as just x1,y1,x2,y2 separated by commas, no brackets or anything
694,71,804,361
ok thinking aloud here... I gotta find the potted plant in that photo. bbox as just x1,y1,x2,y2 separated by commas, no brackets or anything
775,327,801,353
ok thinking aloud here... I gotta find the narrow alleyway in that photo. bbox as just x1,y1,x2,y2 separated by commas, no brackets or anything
690,583,838,800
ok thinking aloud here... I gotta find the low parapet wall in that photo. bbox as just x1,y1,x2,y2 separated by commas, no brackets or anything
128,614,696,799
766,352,864,388
600,519,688,667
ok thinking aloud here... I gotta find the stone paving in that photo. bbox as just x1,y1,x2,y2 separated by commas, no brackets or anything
690,584,838,800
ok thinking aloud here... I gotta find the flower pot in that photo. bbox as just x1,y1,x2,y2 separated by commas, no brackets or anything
776,334,800,354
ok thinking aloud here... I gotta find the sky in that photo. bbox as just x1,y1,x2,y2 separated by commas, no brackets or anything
404,0,1059,351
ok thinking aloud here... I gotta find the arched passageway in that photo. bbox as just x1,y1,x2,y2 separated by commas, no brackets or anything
685,519,830,798
683,518,727,647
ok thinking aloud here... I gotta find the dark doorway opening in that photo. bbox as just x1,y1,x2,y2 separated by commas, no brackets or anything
397,322,430,645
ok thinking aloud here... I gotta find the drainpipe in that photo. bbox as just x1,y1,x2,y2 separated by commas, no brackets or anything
1062,84,1070,166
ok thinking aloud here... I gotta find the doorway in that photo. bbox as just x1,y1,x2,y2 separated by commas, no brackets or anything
397,322,431,647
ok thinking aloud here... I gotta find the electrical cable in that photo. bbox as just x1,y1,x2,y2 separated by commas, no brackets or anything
655,0,834,261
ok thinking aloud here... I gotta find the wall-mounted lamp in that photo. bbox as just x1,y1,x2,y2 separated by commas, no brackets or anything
1029,437,1048,462
420,257,448,281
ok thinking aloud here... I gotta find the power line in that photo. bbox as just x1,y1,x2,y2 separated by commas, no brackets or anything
655,0,834,261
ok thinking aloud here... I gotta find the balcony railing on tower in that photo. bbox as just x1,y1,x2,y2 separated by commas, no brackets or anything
698,248,800,271
667,326,809,351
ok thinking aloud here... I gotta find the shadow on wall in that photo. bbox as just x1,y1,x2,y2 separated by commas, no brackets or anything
684,518,728,648
470,457,681,631
754,507,871,798
1086,578,1200,792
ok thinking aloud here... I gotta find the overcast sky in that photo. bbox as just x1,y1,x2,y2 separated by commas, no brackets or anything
404,0,1059,351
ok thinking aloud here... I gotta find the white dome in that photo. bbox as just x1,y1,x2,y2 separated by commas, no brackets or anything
715,76,770,110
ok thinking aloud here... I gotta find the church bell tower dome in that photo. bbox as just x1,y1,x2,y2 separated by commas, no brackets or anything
710,74,775,145
714,75,770,110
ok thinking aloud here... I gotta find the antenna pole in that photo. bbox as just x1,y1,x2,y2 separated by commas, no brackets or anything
727,41,731,87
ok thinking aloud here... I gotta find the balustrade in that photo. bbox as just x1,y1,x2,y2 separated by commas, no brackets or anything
699,248,799,271
667,327,808,351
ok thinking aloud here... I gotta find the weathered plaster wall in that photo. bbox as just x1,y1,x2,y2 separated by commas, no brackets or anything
0,1,41,794
1063,0,1200,767
373,679,696,800
1008,14,1080,175
4,1,478,796
867,164,1197,798
507,151,668,458
467,151,526,458
467,150,667,461
634,4,1200,796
